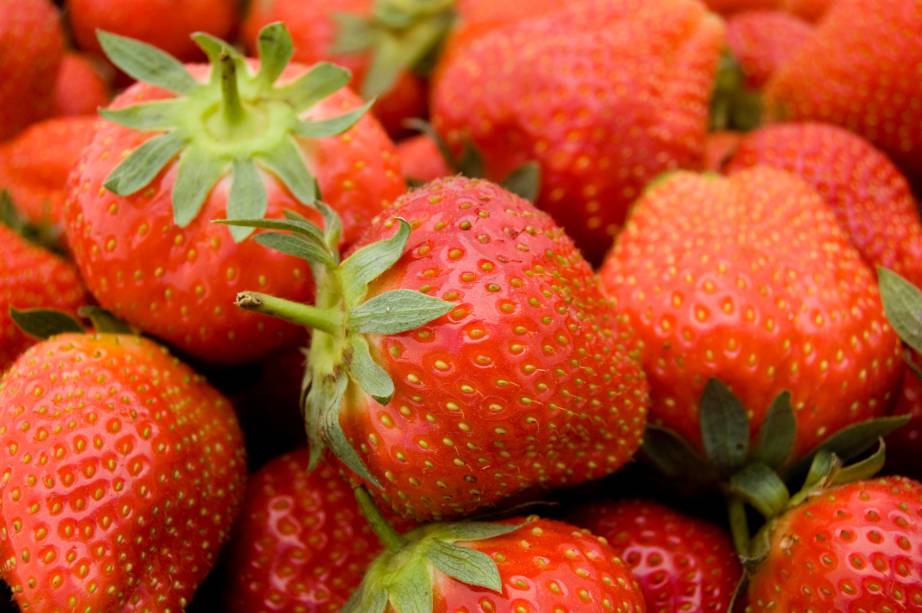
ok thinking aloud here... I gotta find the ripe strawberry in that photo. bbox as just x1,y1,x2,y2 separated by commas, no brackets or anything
703,130,742,171
231,176,649,521
599,167,902,459
52,52,112,117
0,116,97,227
0,225,88,372
747,476,922,611
68,0,237,62
0,332,247,611
726,122,922,289
431,0,724,263
64,25,404,364
0,0,65,140
571,499,742,611
725,10,813,88
397,134,452,184
766,0,922,181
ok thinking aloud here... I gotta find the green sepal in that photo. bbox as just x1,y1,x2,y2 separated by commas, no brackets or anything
99,100,184,131
342,585,388,613
10,308,84,339
216,215,329,249
97,30,197,94
387,563,433,613
191,31,247,83
295,99,375,138
311,201,343,255
879,266,922,353
641,424,720,484
348,335,395,404
340,218,411,302
350,289,453,335
422,522,521,543
316,372,382,487
331,12,375,55
255,22,294,86
830,438,887,486
258,139,317,205
227,158,268,241
104,131,185,196
699,379,750,473
455,140,485,179
501,162,542,203
253,232,334,269
906,351,922,382
0,191,65,255
429,541,503,592
709,49,763,132
172,146,227,227
278,62,352,112
752,391,795,470
727,462,790,519
77,306,134,335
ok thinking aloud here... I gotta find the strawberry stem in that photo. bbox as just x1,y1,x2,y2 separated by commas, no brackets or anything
235,291,341,335
355,487,406,551
727,495,751,557
220,52,244,127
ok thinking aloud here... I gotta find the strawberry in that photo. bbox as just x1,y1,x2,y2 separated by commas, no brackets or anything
725,10,813,88
397,134,452,185
67,0,237,62
571,499,742,612
0,224,88,372
64,25,404,364
766,0,922,182
703,0,831,21
0,0,65,140
0,331,247,611
887,358,922,479
703,130,742,171
52,52,113,117
746,476,922,611
229,176,649,521
726,122,922,289
0,116,97,228
599,168,902,460
346,493,646,612
431,0,725,263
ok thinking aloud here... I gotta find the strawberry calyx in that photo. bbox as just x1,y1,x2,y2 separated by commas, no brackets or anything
879,266,922,381
10,306,134,339
331,0,457,98
0,191,65,255
709,49,762,132
344,486,521,612
222,207,453,485
97,22,373,242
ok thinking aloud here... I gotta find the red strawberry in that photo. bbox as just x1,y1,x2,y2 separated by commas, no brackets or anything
0,332,247,611
571,499,742,611
725,10,813,88
52,52,112,117
703,130,742,171
726,122,922,289
431,0,725,263
0,0,65,140
397,134,452,184
68,0,237,62
747,476,922,611
599,168,902,459
64,25,404,364
0,225,88,371
766,0,922,181
0,116,97,227
231,176,649,521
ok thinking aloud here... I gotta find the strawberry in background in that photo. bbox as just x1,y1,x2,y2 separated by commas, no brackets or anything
704,0,831,20
725,10,813,88
52,52,112,117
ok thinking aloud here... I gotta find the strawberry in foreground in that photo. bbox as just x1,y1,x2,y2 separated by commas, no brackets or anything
571,499,741,612
228,176,649,520
345,489,645,612
0,323,247,611
65,23,404,364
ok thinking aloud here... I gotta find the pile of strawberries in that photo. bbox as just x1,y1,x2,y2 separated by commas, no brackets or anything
1,0,921,611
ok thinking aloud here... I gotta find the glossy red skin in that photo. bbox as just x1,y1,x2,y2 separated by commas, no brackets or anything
53,52,112,118
0,0,65,140
726,11,813,88
342,177,649,521
766,0,922,182
65,63,404,364
887,353,922,480
572,500,741,612
434,518,645,611
397,134,452,184
432,0,724,264
0,115,97,227
748,477,922,611
68,0,237,61
599,168,902,458
0,333,247,611
0,227,88,372
727,122,922,290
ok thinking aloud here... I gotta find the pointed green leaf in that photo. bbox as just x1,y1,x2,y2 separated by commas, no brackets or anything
387,561,433,613
215,216,326,245
790,415,910,479
192,32,247,84
172,146,226,227
77,306,133,334
226,158,268,241
340,219,410,302
906,352,922,382
99,100,184,131
362,36,405,99
350,290,452,335
642,424,720,483
258,139,316,205
699,379,751,473
295,99,374,138
879,267,922,353
104,132,185,196
348,335,395,404
303,378,327,471
502,162,541,203
432,522,522,543
753,391,796,470
429,541,503,593
97,31,197,94
727,462,790,519
330,12,375,55
10,308,84,339
342,583,387,613
456,140,485,178
831,438,887,486
256,22,294,86
319,372,382,487
278,62,351,111
253,232,333,268
314,200,343,255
